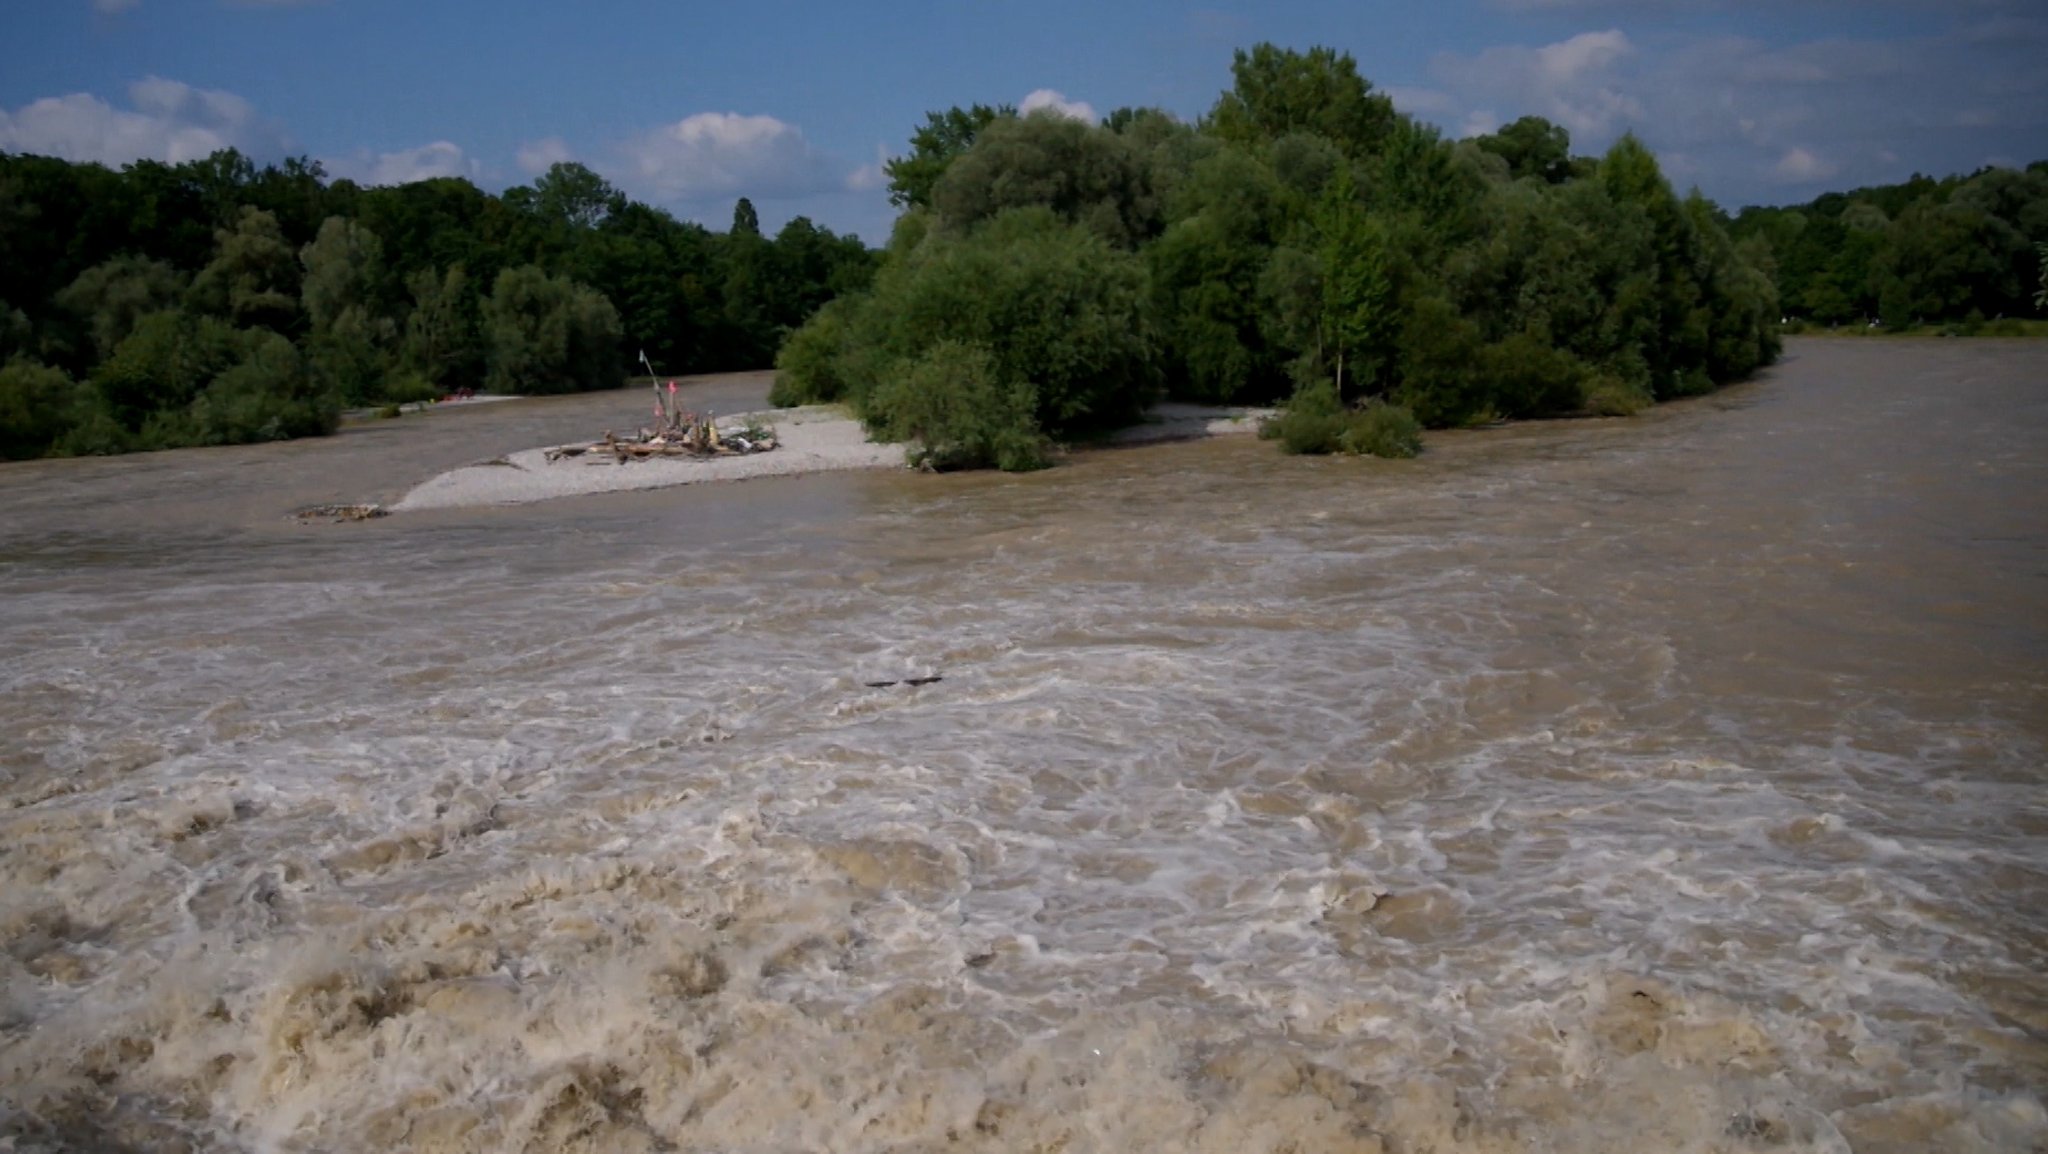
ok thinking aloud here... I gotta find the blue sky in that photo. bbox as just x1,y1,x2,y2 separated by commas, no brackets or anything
4,0,2044,243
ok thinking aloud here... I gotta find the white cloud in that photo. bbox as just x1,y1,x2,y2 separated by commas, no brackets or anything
326,141,476,186
846,143,890,192
0,76,286,166
1020,89,1097,123
1409,15,2047,206
1461,110,1501,138
615,111,836,201
1383,86,1458,117
515,135,575,176
1770,146,1837,182
1432,30,1644,140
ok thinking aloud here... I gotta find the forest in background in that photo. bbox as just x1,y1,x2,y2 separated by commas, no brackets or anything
2,41,2044,465
1731,164,2048,332
772,44,1783,468
0,153,874,459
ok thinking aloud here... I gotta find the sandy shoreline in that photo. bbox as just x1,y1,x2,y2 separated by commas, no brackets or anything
390,402,1273,512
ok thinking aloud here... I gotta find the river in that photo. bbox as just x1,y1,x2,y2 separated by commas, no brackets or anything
1,340,2043,1152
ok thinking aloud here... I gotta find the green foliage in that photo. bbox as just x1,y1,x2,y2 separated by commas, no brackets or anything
379,371,440,405
885,104,1015,210
187,206,300,331
401,264,480,389
55,256,186,359
932,113,1159,249
1582,373,1651,416
482,265,623,395
1391,292,1485,427
0,304,29,363
175,330,338,445
92,309,244,431
867,339,1047,471
1730,164,2048,327
306,306,396,405
0,147,878,457
1476,331,1587,418
1339,399,1423,458
1206,44,1396,157
731,197,761,239
531,162,625,231
0,359,87,459
1312,167,1396,398
1149,145,1288,401
299,216,386,331
842,207,1156,439
770,296,857,405
1263,379,1420,458
74,312,338,450
1473,116,1573,184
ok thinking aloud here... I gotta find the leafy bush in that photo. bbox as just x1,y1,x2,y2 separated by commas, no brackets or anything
483,266,623,395
379,371,441,405
0,359,87,460
1264,380,1421,458
840,207,1157,442
1264,378,1347,454
771,297,856,406
1476,332,1587,418
1338,399,1423,457
188,332,338,444
143,331,338,446
867,339,1047,471
1581,373,1650,416
91,310,242,431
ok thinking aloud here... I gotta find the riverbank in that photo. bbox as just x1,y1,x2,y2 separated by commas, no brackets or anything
391,406,907,512
388,401,1275,513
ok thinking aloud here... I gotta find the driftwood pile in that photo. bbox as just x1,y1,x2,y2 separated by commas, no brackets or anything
545,379,778,465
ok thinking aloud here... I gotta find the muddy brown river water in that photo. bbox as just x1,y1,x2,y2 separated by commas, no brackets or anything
1,341,2044,1152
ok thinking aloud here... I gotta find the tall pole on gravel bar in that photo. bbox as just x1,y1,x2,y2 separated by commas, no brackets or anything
640,349,667,428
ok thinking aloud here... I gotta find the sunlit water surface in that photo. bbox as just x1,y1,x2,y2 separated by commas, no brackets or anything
2,342,2043,1152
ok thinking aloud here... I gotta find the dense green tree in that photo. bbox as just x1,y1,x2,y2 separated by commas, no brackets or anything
0,303,29,362
188,207,300,332
90,309,244,433
932,112,1160,249
0,141,873,456
731,196,761,239
1149,145,1288,401
401,264,481,388
868,339,1045,471
0,359,85,459
1206,44,1396,157
530,162,624,231
174,330,338,446
1872,200,2023,327
54,256,186,360
299,216,387,329
780,207,1156,456
299,216,396,403
1312,167,1396,398
1473,116,1573,184
481,265,623,394
884,104,1015,210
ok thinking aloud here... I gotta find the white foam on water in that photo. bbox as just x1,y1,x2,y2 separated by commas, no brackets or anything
5,350,2047,1151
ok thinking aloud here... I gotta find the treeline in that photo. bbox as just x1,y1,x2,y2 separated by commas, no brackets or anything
1732,163,2048,331
771,44,1781,468
0,152,875,459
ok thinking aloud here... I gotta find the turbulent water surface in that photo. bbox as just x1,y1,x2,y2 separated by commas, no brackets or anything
2,341,2044,1153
